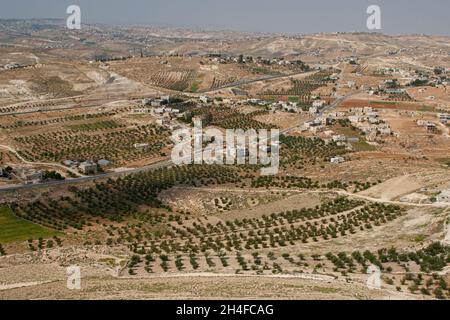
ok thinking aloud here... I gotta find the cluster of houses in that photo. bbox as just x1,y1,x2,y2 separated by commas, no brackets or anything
243,97,328,115
152,106,180,119
362,79,407,96
407,73,448,88
141,95,171,108
345,107,394,140
438,113,450,125
2,167,64,185
132,95,184,129
207,54,306,68
372,67,448,92
245,98,271,106
300,116,335,134
63,159,111,175
416,120,438,133
414,114,448,134
299,106,395,144
269,101,304,113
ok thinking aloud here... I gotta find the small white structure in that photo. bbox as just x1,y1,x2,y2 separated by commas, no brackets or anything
309,107,318,115
312,100,326,108
133,108,152,114
321,117,333,125
378,126,392,136
438,114,450,124
348,115,363,124
332,135,347,143
437,190,450,203
330,156,345,164
368,117,380,124
153,108,165,115
151,100,163,107
134,143,149,150
156,119,166,126
426,123,437,133
200,96,211,103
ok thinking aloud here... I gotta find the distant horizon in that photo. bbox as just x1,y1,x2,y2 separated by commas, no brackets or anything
1,17,449,39
1,0,450,36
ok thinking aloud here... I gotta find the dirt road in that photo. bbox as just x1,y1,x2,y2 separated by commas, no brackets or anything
0,144,84,177
171,185,450,208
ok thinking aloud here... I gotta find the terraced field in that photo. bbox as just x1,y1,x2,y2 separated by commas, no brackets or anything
258,70,335,102
12,124,171,165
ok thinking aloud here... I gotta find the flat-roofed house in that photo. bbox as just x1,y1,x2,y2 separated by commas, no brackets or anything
79,161,98,174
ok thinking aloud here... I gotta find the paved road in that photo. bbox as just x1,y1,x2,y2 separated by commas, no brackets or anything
0,158,174,193
197,70,314,94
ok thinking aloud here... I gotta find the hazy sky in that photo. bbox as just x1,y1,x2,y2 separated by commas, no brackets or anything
1,0,449,35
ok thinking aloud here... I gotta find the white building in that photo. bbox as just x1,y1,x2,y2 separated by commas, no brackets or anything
348,116,363,124
309,107,318,115
156,119,166,126
17,169,43,184
151,100,163,107
133,108,152,114
153,108,165,115
332,135,347,142
330,156,345,164
312,100,326,108
437,190,450,203
134,143,149,150
438,114,450,124
79,161,98,174
200,96,211,103
378,126,392,136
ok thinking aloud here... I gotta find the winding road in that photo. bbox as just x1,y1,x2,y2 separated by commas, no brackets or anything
0,144,84,177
